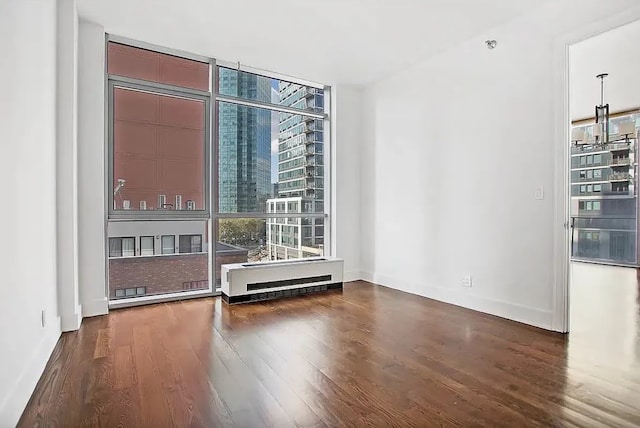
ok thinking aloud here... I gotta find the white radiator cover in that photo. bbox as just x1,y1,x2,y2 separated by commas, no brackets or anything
221,257,344,304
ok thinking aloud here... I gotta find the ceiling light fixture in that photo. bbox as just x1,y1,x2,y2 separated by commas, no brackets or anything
593,73,609,145
572,73,637,148
485,40,497,49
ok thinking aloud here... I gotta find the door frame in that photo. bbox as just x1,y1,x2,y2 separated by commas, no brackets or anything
552,5,640,333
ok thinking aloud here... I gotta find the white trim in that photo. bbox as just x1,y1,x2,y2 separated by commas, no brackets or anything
571,180,617,186
109,288,217,309
552,5,640,333
343,270,362,283
60,304,83,332
364,273,554,330
0,316,61,427
216,59,324,90
570,149,613,157
81,297,109,317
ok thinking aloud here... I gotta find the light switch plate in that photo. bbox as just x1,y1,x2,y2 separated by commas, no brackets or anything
535,187,544,200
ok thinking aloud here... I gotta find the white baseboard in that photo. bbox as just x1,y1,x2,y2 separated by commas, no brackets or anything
81,297,108,318
343,270,363,282
360,270,375,283
60,304,82,332
0,316,61,428
363,272,554,331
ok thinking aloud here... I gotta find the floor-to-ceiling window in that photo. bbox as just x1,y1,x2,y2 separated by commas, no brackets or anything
106,37,331,304
213,66,329,287
106,40,212,303
570,114,639,266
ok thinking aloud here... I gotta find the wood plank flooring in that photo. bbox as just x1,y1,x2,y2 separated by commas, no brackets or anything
19,281,640,427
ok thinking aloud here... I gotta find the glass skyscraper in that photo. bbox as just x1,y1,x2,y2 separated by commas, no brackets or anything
218,68,272,212
265,83,325,259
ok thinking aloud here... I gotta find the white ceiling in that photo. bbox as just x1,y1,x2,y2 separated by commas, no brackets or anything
78,0,544,86
570,19,640,120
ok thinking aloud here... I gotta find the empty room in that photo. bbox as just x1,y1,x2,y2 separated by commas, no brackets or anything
2,0,640,426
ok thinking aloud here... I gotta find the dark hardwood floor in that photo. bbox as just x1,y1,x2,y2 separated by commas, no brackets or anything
19,281,640,427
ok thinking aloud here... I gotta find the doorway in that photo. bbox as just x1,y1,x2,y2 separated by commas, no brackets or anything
565,20,640,363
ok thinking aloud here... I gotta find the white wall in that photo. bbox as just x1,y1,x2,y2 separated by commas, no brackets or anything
57,0,82,332
331,86,363,280
78,19,108,317
0,0,61,425
361,0,639,330
570,19,640,120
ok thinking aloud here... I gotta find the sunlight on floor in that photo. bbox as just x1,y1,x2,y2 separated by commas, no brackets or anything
569,262,640,369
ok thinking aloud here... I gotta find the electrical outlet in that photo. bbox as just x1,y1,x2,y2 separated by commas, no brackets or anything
41,309,46,327
461,275,472,287
535,186,544,200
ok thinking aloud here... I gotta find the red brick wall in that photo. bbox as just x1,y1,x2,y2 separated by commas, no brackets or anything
109,251,248,298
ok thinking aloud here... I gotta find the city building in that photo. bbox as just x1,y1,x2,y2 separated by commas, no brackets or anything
570,114,639,265
265,83,325,259
107,221,248,298
109,41,207,213
266,197,324,260
218,68,272,213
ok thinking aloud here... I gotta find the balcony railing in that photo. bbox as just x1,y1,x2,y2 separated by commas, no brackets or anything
609,173,632,182
571,141,631,155
609,158,631,166
303,123,322,134
609,142,632,152
571,215,637,266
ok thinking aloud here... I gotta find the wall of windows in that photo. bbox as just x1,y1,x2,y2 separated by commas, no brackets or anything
569,113,639,265
106,36,330,304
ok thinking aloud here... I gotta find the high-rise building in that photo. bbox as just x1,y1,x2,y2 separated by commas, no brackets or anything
570,114,639,265
218,68,272,212
266,83,325,259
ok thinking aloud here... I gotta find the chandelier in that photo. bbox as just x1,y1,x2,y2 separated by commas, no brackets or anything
571,74,636,147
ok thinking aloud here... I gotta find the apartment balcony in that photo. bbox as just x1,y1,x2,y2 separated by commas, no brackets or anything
304,123,322,134
609,158,632,166
609,142,632,152
571,215,637,266
572,182,632,197
609,172,632,182
571,141,631,155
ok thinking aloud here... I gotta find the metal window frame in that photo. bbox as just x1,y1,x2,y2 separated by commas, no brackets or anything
216,94,326,120
216,59,325,90
139,235,155,255
108,34,211,64
160,235,176,255
107,79,211,220
104,33,333,306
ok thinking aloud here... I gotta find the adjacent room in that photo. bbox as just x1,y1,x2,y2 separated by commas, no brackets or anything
1,0,639,426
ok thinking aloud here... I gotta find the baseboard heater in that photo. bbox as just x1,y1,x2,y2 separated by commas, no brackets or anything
221,257,344,304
